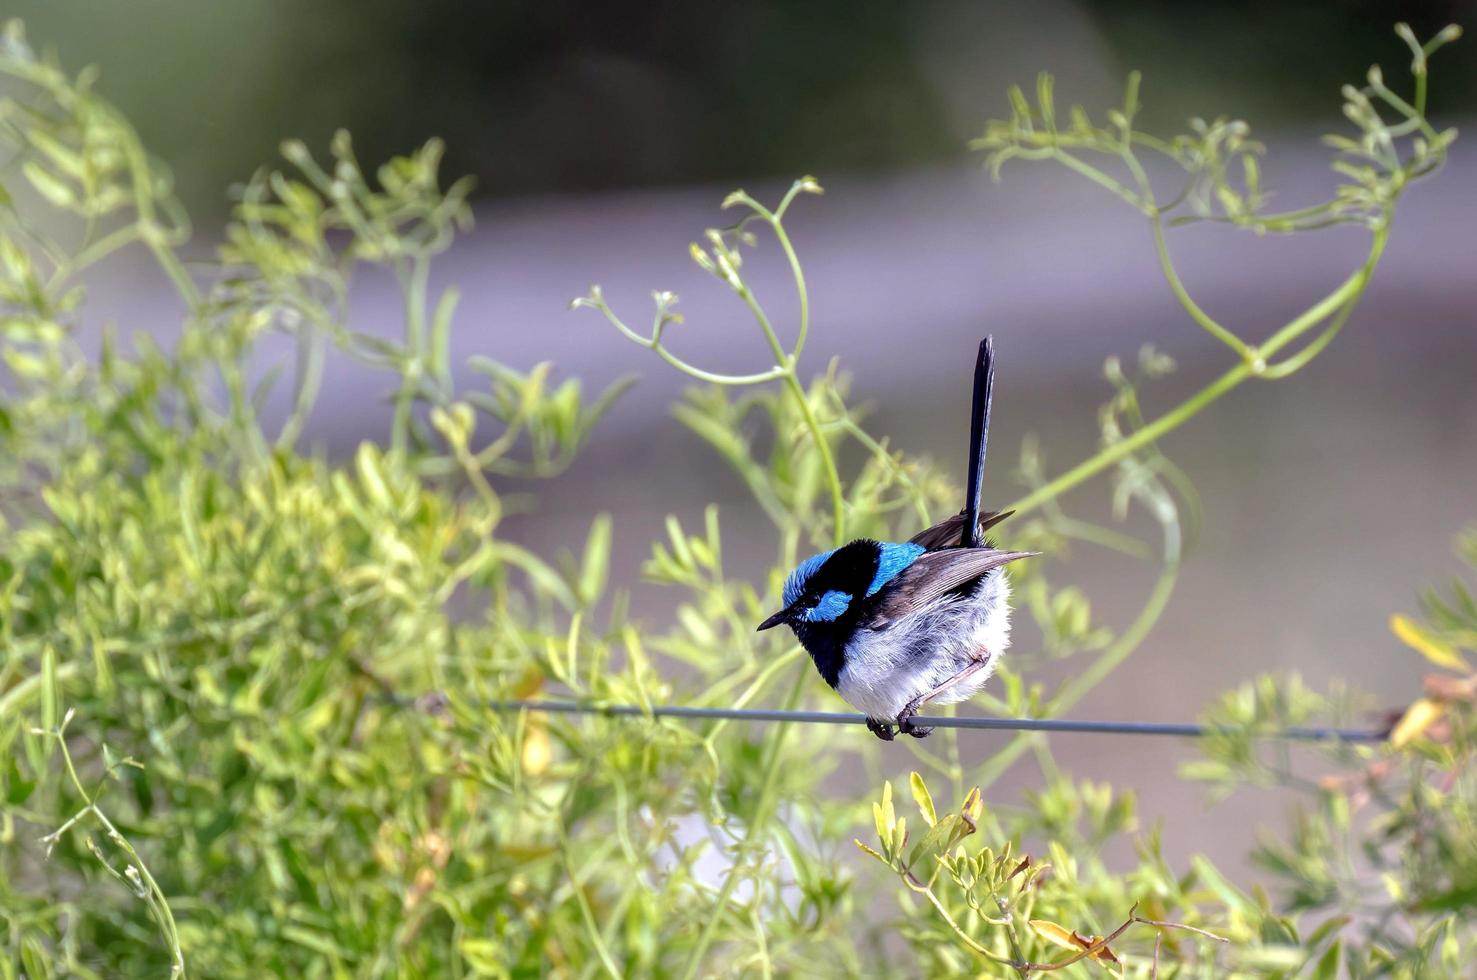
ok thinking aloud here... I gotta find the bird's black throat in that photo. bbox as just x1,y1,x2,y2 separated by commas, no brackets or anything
792,620,853,689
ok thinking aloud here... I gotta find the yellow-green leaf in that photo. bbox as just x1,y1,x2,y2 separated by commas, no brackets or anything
961,786,983,829
41,645,58,732
909,771,936,827
1391,697,1445,748
430,286,459,384
1391,614,1469,671
872,802,891,852
1030,920,1119,968
1310,940,1342,980
578,514,612,604
1030,919,1080,952
355,442,393,510
520,720,552,777
23,161,75,209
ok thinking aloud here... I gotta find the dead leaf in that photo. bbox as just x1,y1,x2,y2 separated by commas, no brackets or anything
1424,673,1477,703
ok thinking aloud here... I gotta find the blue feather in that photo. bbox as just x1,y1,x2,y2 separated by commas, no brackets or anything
800,589,853,622
783,549,836,607
867,542,925,596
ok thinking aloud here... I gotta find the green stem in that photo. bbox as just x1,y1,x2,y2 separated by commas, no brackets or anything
839,417,932,529
1266,233,1388,357
701,646,804,742
993,897,1032,978
391,254,431,456
276,327,327,450
1050,548,1179,713
729,250,845,545
1048,149,1143,209
560,842,623,980
49,721,187,977
583,297,785,385
1262,221,1389,372
680,666,806,978
1150,215,1257,362
1005,219,1387,519
918,884,1017,966
1005,364,1246,517
581,182,843,543
769,207,811,362
45,224,144,292
783,372,846,547
112,112,199,310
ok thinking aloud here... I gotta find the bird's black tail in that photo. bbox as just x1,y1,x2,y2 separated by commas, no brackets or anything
961,337,994,549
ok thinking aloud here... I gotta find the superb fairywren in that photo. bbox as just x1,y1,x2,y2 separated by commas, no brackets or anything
757,338,1036,740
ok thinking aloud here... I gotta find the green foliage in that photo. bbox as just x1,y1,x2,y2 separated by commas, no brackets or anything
1,16,1471,980
1176,536,1477,976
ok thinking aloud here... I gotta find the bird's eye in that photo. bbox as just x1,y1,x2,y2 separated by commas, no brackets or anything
800,589,853,622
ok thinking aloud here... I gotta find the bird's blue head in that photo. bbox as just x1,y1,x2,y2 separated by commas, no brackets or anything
757,539,924,633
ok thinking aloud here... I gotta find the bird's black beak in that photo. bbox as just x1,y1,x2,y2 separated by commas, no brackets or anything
756,608,791,632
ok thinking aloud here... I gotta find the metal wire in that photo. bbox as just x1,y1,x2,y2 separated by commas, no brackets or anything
466,698,1388,742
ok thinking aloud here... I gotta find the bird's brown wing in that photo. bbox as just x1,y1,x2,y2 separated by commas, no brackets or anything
907,510,1015,551
868,548,1036,626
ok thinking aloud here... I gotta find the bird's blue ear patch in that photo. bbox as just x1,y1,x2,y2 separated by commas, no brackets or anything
800,590,853,622
783,548,836,607
866,542,925,596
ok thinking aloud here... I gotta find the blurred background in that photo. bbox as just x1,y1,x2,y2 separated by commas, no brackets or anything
11,1,1476,877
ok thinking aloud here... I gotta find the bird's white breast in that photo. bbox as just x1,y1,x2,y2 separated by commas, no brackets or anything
835,567,1012,721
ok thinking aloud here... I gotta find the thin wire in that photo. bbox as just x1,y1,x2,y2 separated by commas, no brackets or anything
438,698,1388,742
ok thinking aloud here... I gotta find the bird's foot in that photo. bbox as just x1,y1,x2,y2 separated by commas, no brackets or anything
865,717,897,741
896,713,933,739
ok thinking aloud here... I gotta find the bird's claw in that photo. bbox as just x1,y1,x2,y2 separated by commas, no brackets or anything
897,715,933,739
866,718,897,741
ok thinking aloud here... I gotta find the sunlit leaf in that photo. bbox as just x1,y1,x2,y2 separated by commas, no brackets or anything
1390,697,1445,748
1391,614,1469,671
520,720,552,777
909,771,936,827
1030,919,1081,952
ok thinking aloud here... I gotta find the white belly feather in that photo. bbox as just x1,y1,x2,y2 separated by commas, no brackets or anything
835,567,1012,721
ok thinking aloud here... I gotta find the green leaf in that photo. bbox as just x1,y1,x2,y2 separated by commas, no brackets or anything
355,441,394,510
26,129,85,178
5,754,35,805
41,646,57,732
578,514,612,605
907,814,967,870
23,161,74,209
872,801,892,854
1309,941,1342,980
1192,855,1253,915
909,771,936,827
21,936,52,980
490,541,577,611
429,286,459,386
1303,915,1350,949
3,349,48,379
